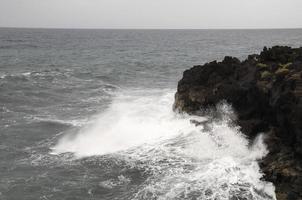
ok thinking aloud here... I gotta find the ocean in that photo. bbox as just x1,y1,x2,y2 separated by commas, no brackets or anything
1,28,302,200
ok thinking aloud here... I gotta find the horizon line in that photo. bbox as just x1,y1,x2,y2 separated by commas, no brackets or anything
1,26,302,31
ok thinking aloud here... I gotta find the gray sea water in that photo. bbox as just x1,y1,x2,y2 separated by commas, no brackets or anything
1,28,302,200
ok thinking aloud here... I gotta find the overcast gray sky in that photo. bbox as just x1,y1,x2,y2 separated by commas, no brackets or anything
0,0,302,29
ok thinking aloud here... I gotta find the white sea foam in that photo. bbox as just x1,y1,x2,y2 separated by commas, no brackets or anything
52,89,201,156
128,115,275,200
0,73,6,79
52,89,276,199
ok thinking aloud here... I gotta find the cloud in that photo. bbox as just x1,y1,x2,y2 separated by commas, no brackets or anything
0,0,301,29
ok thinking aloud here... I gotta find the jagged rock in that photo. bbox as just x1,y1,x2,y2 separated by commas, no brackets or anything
174,46,302,200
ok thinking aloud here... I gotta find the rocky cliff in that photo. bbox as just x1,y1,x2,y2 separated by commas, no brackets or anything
174,46,302,200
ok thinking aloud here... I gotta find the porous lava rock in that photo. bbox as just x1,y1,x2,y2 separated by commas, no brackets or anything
174,46,302,200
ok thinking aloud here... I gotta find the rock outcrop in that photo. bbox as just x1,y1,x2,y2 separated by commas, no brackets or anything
174,46,302,200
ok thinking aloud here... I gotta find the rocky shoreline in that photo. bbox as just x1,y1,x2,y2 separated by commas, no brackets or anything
174,46,302,200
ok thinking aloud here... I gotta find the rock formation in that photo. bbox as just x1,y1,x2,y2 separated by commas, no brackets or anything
174,46,302,200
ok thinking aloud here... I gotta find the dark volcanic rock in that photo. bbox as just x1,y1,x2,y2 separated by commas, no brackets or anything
174,46,302,200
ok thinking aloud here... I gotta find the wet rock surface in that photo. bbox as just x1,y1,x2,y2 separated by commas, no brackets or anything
174,46,302,200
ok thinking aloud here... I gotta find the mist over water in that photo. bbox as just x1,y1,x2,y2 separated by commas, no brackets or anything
1,28,302,199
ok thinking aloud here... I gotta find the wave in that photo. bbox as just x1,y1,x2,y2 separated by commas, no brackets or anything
30,116,88,127
51,89,276,199
0,69,68,82
5,39,27,42
52,89,195,156
0,44,40,49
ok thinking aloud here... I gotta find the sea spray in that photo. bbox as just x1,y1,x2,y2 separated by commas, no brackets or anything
52,89,204,156
52,89,276,199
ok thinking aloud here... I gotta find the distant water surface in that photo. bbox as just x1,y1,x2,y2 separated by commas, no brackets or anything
0,28,302,200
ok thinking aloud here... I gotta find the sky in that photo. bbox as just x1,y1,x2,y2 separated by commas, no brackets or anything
0,0,302,29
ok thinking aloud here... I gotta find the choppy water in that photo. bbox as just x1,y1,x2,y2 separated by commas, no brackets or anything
1,28,302,200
